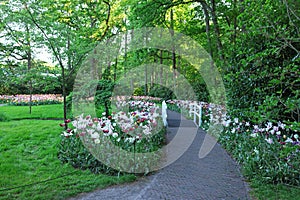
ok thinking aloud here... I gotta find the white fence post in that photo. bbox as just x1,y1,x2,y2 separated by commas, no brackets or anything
193,105,196,124
199,104,202,127
162,100,168,127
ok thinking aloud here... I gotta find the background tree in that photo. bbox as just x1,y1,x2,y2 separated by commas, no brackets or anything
0,0,45,113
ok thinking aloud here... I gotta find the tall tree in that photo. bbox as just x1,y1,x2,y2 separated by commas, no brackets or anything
22,0,114,122
0,0,42,113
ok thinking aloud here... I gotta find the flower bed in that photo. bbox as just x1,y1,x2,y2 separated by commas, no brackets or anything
0,94,63,106
167,99,300,185
58,100,166,175
0,95,12,104
219,118,300,185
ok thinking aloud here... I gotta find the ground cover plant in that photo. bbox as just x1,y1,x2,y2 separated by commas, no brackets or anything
0,105,136,200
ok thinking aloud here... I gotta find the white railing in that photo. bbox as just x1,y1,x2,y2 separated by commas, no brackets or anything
189,103,202,127
162,100,168,127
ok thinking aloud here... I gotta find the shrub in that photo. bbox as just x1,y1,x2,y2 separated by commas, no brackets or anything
133,87,144,96
148,84,175,101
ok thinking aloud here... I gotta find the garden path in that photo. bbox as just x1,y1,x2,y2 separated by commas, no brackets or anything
69,110,251,200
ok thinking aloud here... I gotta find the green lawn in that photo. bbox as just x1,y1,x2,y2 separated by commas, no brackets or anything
0,104,64,120
0,105,136,200
250,181,300,200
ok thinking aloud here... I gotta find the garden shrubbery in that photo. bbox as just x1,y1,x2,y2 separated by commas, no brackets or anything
133,84,175,101
58,100,166,175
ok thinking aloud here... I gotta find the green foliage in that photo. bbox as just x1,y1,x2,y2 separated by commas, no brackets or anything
133,87,144,96
1,0,300,198
165,102,181,113
0,63,61,95
95,80,115,117
222,0,300,124
133,84,175,101
148,84,175,100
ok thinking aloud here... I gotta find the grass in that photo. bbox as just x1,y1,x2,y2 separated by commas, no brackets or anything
0,105,136,200
250,181,300,200
0,104,64,120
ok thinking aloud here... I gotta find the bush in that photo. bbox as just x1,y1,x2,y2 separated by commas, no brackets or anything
148,84,175,101
133,87,144,96
133,84,175,101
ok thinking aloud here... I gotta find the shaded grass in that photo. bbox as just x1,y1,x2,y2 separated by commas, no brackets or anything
250,181,300,200
0,120,136,200
0,104,64,120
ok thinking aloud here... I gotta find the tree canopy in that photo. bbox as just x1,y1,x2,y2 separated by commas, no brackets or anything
0,0,299,124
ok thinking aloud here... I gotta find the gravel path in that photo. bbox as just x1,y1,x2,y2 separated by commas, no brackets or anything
68,110,251,200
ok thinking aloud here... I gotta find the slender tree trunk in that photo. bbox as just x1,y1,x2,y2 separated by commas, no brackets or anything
25,25,32,114
144,63,148,95
114,57,117,82
209,0,224,61
232,0,238,44
92,49,99,79
62,66,67,122
62,33,71,127
160,50,163,85
124,28,128,77
201,1,213,58
170,9,177,91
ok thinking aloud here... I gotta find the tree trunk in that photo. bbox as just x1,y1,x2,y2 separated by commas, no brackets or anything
200,1,214,58
209,0,224,61
160,50,163,85
25,24,32,114
114,57,117,82
144,60,148,95
170,9,177,91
